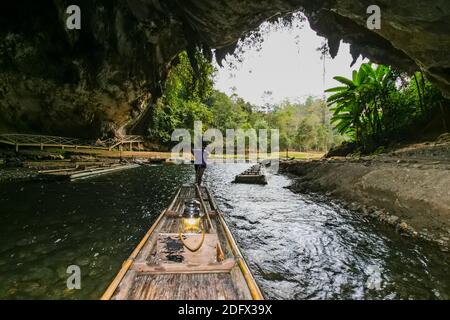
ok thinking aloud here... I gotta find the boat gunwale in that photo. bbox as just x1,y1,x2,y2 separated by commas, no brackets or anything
205,187,263,300
100,188,181,300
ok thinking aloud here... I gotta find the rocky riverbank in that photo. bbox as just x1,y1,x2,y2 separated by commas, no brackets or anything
280,136,450,250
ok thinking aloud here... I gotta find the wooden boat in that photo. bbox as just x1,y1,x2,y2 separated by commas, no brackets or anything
234,164,267,185
101,185,263,300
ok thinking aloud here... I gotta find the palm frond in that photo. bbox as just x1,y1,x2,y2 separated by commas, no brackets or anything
333,76,355,87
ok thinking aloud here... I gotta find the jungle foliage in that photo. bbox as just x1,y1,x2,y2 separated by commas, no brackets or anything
148,51,343,152
326,62,447,151
149,52,447,153
148,51,214,143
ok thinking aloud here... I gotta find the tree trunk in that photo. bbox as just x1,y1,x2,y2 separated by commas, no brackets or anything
414,73,424,113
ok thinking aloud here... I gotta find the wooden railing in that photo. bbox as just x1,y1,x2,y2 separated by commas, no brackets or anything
0,134,145,152
105,135,145,151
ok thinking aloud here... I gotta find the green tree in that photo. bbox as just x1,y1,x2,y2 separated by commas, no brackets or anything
326,62,447,151
148,51,214,143
326,62,395,148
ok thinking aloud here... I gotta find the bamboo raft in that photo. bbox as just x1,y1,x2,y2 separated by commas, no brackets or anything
234,164,267,185
101,185,263,300
38,163,140,181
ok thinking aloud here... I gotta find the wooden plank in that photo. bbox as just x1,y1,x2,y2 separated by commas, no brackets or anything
69,164,139,180
113,270,136,300
127,273,239,300
131,259,236,274
156,233,219,265
165,210,181,217
230,265,253,299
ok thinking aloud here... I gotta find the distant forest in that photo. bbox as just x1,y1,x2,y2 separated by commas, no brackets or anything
148,51,343,152
148,50,448,154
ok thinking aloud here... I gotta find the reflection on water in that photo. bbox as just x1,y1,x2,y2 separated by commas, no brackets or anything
0,165,193,299
0,163,448,299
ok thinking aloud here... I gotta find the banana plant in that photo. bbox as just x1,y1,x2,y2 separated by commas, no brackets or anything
326,62,394,148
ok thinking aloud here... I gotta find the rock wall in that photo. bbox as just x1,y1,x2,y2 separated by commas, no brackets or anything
0,0,184,138
0,0,449,137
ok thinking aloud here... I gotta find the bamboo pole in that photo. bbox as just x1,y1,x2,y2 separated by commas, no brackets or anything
204,186,263,300
195,184,215,233
217,212,264,300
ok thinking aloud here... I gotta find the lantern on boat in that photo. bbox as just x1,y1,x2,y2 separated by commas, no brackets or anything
179,199,205,252
182,199,202,232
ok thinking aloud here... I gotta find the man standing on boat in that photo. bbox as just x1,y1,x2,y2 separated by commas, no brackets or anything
192,142,209,185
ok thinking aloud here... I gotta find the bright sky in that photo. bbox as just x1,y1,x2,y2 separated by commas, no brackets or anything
214,15,367,106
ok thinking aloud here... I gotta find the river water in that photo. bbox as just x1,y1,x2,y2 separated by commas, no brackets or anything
0,164,448,299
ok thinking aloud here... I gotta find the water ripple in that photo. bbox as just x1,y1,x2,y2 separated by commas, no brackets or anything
204,163,450,300
0,164,448,300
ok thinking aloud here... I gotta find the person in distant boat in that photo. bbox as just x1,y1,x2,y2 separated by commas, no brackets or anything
192,142,209,185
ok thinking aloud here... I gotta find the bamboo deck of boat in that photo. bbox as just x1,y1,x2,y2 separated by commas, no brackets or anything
101,185,263,300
